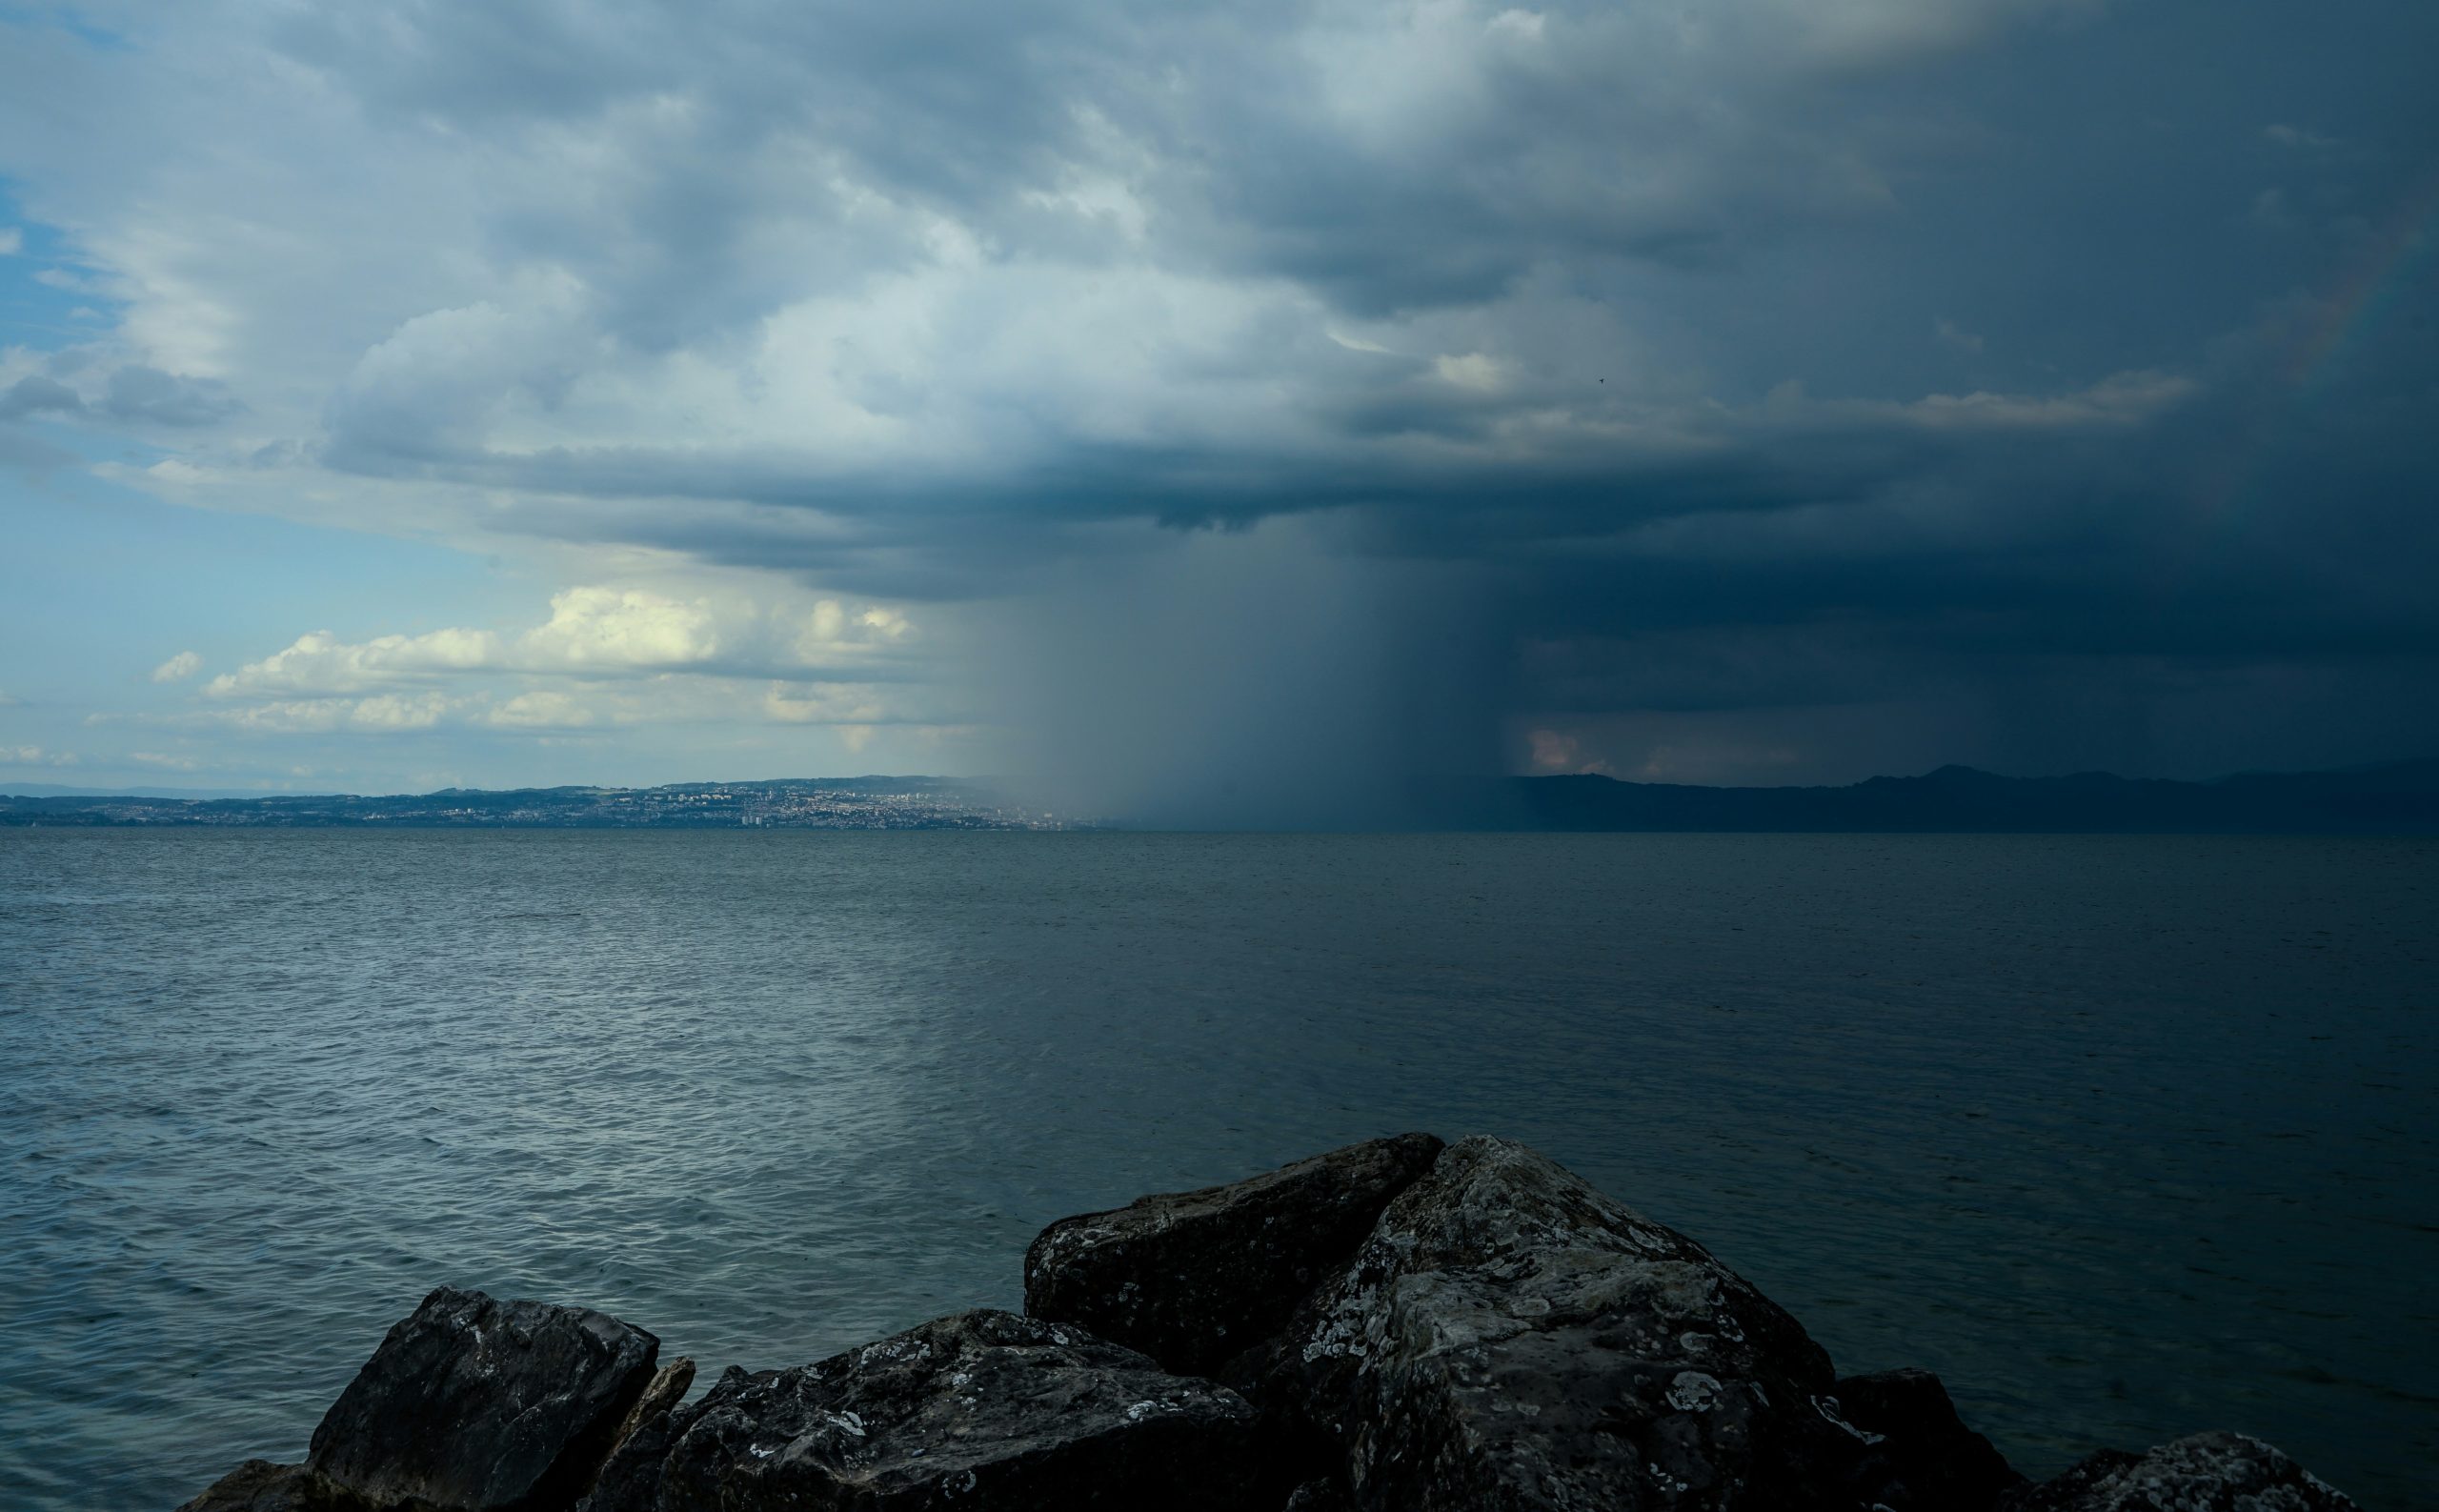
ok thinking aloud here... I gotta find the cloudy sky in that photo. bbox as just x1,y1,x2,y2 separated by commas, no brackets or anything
1,0,2433,805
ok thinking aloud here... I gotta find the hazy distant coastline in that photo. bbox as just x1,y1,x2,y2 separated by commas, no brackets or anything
0,776,1071,831
7,759,2435,832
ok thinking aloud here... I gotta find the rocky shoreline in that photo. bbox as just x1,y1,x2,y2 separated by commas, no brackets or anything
179,1135,2361,1511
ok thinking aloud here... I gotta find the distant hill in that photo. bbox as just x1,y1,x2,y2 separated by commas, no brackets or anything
0,776,1070,830
1506,758,2439,834
5,761,2434,832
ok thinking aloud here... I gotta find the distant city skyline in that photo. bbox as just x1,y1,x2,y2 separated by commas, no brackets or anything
3,2,2435,814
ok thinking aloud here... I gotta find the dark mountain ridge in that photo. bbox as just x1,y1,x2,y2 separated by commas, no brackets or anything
1508,758,2439,834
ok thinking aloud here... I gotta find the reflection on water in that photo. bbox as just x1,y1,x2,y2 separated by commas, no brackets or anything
1,830,2432,1509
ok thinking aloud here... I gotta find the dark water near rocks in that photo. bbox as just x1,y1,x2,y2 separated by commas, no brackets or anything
1,830,2433,1510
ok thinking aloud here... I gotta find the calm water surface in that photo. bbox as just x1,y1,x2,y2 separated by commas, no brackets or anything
1,831,2433,1510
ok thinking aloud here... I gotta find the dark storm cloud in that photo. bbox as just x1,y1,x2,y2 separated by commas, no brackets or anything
289,0,2018,336
0,377,86,471
100,366,245,427
6,0,2434,789
0,375,85,419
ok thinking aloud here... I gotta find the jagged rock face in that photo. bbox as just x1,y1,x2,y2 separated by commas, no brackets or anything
576,1404,687,1512
1263,1134,1868,1511
175,1461,370,1512
1024,1133,1444,1378
2000,1431,2361,1512
574,1359,695,1504
306,1287,660,1512
1833,1368,2025,1512
579,1309,1260,1511
618,1361,699,1443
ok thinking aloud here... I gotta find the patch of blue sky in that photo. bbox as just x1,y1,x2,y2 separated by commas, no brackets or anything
0,175,530,789
0,448,517,735
0,3,130,53
0,183,116,352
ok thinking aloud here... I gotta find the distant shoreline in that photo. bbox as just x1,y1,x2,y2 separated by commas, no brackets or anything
6,759,2435,832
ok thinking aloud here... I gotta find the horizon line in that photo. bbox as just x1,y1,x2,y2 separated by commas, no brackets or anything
8,754,2436,805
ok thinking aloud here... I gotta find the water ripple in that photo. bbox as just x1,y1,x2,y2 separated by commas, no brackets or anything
0,831,2432,1509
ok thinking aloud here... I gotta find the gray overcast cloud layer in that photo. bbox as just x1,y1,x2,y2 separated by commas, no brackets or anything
2,0,2435,801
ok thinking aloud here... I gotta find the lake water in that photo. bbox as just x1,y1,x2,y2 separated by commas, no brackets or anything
1,830,2433,1510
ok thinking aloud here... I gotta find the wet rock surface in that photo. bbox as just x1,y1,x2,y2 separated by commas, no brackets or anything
2000,1431,2361,1511
1023,1133,1443,1377
175,1137,2368,1512
174,1460,369,1512
1258,1133,1866,1509
306,1287,660,1512
579,1308,1259,1511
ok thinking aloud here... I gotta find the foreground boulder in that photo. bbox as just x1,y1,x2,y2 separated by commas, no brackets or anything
1833,1368,2025,1510
174,1137,2368,1512
580,1309,1259,1510
2000,1431,2360,1511
181,1288,659,1512
1025,1133,1443,1377
1259,1134,1888,1510
306,1287,660,1512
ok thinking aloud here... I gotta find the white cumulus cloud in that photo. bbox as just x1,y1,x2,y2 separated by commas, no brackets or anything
207,628,502,697
217,693,455,734
763,682,892,725
151,650,203,682
482,690,600,729
521,587,719,670
206,583,920,707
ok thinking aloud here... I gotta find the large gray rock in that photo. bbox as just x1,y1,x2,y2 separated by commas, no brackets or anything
1260,1134,1879,1511
2000,1431,2359,1511
1024,1134,1443,1378
580,1308,1260,1510
305,1287,661,1512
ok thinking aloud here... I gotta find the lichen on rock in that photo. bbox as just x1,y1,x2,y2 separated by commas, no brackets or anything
2000,1430,2360,1512
578,1308,1259,1511
1256,1134,1861,1510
